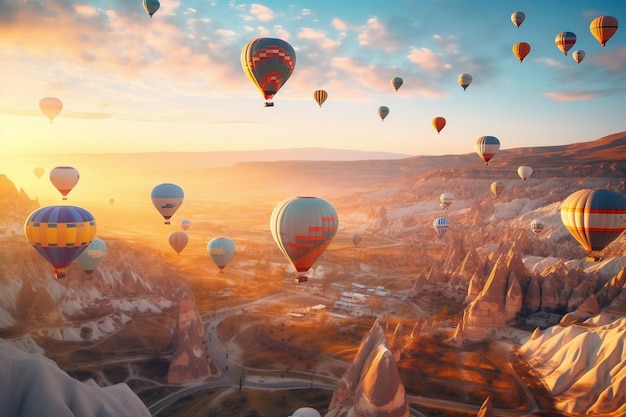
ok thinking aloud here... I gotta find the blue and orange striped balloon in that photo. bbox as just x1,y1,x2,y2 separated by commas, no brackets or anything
555,31,576,56
475,136,500,165
433,217,450,237
560,189,626,254
24,205,96,277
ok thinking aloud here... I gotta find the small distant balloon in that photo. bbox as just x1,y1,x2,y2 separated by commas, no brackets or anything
555,32,576,56
49,166,80,200
572,50,585,64
313,90,328,107
108,198,115,205
458,73,472,91
39,97,63,123
143,0,160,17
491,181,505,197
151,183,184,225
377,106,389,121
168,231,189,255
517,165,533,181
207,237,236,271
432,217,450,237
440,193,454,209
512,42,531,63
590,16,618,47
34,167,44,179
475,136,500,165
530,220,545,236
77,237,107,274
511,11,525,28
432,117,446,134
352,232,362,247
391,77,403,92
180,219,191,231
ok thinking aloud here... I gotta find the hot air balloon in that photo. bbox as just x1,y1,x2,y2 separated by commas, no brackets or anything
555,32,576,56
108,198,115,205
39,97,63,123
432,117,446,134
511,11,525,28
352,232,362,247
77,237,107,274
458,73,472,91
530,220,545,236
270,196,338,280
518,165,533,181
151,183,184,225
475,136,500,165
571,50,585,64
491,181,505,197
432,217,450,237
241,38,296,107
377,106,389,121
512,42,531,63
49,166,79,200
590,16,618,47
313,90,328,107
24,205,96,278
207,237,236,271
440,193,454,209
180,219,191,231
560,189,626,259
33,167,44,179
143,0,160,17
168,231,189,255
391,77,403,92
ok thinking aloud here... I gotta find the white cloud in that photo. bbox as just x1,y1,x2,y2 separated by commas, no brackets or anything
331,17,349,31
543,91,599,102
250,4,275,22
215,29,236,37
356,17,398,52
298,28,339,50
407,47,450,73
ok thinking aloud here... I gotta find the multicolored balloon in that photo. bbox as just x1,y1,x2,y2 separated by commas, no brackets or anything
77,237,107,274
168,231,189,255
491,181,505,197
49,166,80,200
530,220,545,236
151,183,184,225
590,16,618,47
143,0,160,17
39,97,63,123
241,38,296,107
377,106,389,121
180,219,191,231
391,77,403,92
517,165,533,181
432,217,450,237
440,193,454,209
270,196,338,276
432,117,446,134
560,189,626,255
475,136,500,165
24,205,97,278
313,90,328,107
555,32,576,56
458,73,472,91
512,42,531,63
572,50,585,64
511,11,525,28
207,237,236,271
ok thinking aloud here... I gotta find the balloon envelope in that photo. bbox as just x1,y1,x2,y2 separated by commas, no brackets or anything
180,219,191,231
207,238,236,270
511,11,525,28
458,73,472,91
241,38,296,107
512,42,531,63
77,237,107,274
475,136,500,165
433,217,450,237
377,106,389,121
24,205,96,277
517,165,533,181
491,181,505,197
49,166,80,200
555,32,576,56
151,183,184,224
168,231,189,254
34,167,44,179
39,97,63,123
432,117,446,133
572,50,585,64
143,0,160,17
590,16,618,47
390,77,403,92
530,220,545,236
270,197,338,274
352,232,362,247
560,189,626,253
313,90,328,107
440,193,454,209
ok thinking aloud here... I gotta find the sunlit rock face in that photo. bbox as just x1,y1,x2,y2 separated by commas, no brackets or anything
476,396,494,417
326,320,409,417
167,285,210,384
519,313,626,415
0,339,151,417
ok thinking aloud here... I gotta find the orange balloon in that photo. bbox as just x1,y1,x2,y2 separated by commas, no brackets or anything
512,42,531,63
590,16,618,47
432,117,446,133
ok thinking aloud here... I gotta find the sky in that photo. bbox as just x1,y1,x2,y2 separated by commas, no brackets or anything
0,0,625,157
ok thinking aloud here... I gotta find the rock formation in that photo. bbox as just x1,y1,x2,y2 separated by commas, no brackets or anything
476,396,494,417
326,320,409,417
